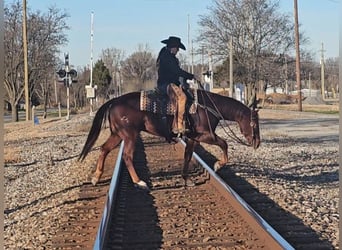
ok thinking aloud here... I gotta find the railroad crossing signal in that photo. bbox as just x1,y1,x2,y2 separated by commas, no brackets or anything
55,53,78,121
56,53,78,87
56,69,66,78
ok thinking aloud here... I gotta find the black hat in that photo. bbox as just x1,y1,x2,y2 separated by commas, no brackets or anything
161,36,186,50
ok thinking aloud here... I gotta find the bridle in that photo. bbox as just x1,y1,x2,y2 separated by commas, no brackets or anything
195,80,258,147
250,109,259,144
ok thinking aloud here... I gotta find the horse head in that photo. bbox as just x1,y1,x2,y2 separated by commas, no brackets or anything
239,106,260,149
250,107,260,149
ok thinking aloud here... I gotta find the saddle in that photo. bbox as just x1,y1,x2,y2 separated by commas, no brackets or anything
140,88,197,115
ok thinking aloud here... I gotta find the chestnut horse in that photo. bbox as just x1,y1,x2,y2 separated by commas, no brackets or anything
79,89,260,189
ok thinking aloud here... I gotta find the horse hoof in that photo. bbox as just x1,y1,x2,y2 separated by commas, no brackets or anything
134,180,149,191
214,162,221,172
184,179,196,187
91,177,99,186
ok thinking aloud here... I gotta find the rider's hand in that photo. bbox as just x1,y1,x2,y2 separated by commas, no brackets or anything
181,82,190,90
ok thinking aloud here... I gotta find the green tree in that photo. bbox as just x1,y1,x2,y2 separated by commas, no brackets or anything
92,59,112,98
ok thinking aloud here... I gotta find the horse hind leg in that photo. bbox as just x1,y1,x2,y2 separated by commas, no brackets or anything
92,134,122,185
121,132,149,190
182,139,196,187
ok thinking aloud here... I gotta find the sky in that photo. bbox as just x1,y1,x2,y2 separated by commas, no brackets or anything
7,0,340,68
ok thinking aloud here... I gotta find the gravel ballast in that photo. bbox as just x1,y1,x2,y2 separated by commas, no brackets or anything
4,109,339,249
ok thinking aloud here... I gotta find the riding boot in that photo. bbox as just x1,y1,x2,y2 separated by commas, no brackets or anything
161,115,172,142
179,91,186,132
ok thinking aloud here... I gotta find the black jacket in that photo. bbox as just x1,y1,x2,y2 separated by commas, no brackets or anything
156,47,194,94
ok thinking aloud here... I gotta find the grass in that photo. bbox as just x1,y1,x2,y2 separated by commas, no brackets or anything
4,147,22,164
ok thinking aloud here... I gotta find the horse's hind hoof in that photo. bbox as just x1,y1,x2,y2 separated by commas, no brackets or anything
214,162,222,172
134,180,150,191
91,177,99,186
184,179,196,187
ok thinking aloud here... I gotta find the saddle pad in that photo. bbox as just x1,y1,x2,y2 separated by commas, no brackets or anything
140,89,197,115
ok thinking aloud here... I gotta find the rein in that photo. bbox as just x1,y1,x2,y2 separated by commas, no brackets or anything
195,80,253,146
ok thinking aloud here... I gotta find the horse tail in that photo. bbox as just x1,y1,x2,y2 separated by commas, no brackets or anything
79,101,112,161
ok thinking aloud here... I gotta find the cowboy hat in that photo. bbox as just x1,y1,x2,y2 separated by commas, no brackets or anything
161,36,186,50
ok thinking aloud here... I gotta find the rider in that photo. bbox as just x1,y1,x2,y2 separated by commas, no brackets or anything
156,36,194,137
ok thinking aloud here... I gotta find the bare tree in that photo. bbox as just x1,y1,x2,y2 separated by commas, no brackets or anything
100,47,125,97
197,0,305,104
121,44,156,92
325,57,339,96
72,66,89,109
4,1,69,121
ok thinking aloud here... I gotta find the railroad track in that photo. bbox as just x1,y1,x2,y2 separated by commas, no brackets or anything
50,147,119,249
51,132,331,249
97,133,293,250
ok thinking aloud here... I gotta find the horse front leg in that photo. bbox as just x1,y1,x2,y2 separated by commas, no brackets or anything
197,133,228,172
92,134,122,185
213,136,228,172
182,139,197,187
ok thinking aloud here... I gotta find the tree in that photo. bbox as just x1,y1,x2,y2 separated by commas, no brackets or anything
4,1,69,121
100,47,125,97
121,44,156,92
197,0,305,105
324,57,339,97
72,66,89,109
92,59,112,98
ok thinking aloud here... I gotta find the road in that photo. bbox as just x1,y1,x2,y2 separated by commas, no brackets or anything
259,109,338,142
4,108,61,123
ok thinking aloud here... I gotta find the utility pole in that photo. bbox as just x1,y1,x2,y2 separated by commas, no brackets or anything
308,72,312,97
187,14,191,72
191,40,194,74
54,79,58,104
90,11,94,115
284,56,289,94
23,0,30,120
208,51,213,91
293,0,302,111
320,42,326,99
229,37,233,98
201,46,204,83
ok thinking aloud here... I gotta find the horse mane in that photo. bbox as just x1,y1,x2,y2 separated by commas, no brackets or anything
196,89,250,121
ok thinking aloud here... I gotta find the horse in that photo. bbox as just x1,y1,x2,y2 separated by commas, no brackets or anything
79,88,260,190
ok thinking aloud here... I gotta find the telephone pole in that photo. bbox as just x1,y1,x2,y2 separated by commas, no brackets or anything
208,51,213,91
229,37,233,98
191,40,194,74
187,14,191,72
23,0,30,120
293,0,302,111
320,42,326,99
90,11,94,115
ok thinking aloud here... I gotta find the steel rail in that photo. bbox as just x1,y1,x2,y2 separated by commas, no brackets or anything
179,139,294,250
93,141,125,250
